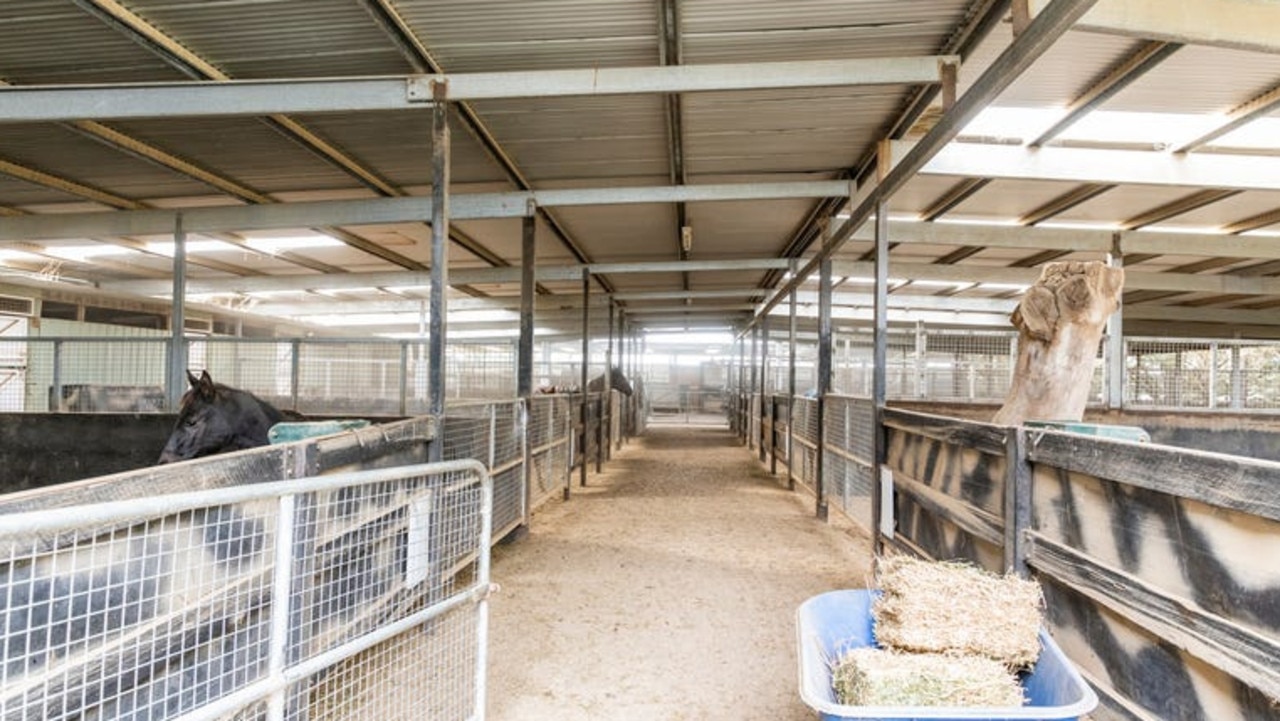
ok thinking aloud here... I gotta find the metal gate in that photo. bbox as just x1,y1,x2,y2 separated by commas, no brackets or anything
0,459,492,721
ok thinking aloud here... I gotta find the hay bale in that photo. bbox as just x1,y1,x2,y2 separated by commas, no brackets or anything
832,647,1025,708
874,556,1044,667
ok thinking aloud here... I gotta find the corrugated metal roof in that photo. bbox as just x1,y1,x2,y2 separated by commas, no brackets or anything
684,0,975,63
395,0,658,72
2,1,1280,334
0,0,182,84
120,0,410,79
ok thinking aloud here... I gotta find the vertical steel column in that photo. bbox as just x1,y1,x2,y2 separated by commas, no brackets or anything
518,211,536,398
787,265,797,491
747,327,752,450
398,343,409,416
289,339,301,411
914,321,927,399
51,340,64,411
604,300,614,460
1106,232,1125,410
166,213,188,410
736,333,746,439
518,210,536,529
428,80,451,463
579,269,590,489
815,254,832,522
759,316,769,463
870,199,890,556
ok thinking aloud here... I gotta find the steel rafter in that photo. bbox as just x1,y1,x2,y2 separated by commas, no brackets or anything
68,0,495,280
659,0,690,291
356,0,591,294
751,0,1101,331
759,0,1009,291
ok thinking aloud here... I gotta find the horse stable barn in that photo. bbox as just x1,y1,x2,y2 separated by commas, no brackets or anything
3,0,1280,719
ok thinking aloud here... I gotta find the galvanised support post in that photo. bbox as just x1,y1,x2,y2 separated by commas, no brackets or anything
1231,342,1244,409
289,339,301,412
816,253,832,522
518,210,536,398
398,343,409,416
518,209,536,530
871,197,890,556
604,300,614,461
749,324,759,450
787,262,797,491
759,316,769,464
1106,232,1125,410
736,333,746,439
579,268,590,490
428,80,451,464
51,340,64,411
166,213,188,411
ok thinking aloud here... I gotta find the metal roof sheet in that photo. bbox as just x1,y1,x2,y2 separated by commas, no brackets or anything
2,2,1280,335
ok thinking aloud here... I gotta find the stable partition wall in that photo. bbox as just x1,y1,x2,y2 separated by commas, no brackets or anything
869,406,1279,721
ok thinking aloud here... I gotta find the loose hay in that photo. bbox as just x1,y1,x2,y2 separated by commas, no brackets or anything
874,556,1044,668
832,647,1025,708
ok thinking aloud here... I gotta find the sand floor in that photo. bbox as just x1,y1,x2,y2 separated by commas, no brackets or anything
486,423,871,720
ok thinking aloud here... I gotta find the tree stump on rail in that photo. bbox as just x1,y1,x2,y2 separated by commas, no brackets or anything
992,261,1124,426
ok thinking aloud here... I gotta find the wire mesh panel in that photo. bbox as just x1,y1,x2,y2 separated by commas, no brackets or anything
920,331,1017,403
772,395,791,467
1121,338,1280,410
29,338,168,412
295,341,406,415
443,400,525,539
527,395,571,509
0,460,491,721
791,396,820,494
447,342,515,401
823,395,875,529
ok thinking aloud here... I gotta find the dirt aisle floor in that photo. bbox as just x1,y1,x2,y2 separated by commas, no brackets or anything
486,424,872,720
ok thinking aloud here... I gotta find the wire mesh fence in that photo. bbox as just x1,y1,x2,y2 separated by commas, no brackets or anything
527,395,573,509
442,400,525,539
4,328,1280,416
1124,337,1280,411
822,395,875,529
791,396,820,495
0,460,491,721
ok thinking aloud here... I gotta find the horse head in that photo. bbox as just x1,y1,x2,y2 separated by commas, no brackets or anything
157,370,286,464
607,365,633,396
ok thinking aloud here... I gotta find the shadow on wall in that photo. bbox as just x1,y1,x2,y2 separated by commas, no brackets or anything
890,401,1280,462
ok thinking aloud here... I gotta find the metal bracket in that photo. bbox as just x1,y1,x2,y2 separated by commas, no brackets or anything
406,76,443,103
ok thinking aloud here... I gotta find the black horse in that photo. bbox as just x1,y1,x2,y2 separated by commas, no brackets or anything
157,370,289,464
540,365,634,396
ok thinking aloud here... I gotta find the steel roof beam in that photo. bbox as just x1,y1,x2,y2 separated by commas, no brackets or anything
906,141,1280,192
0,180,852,241
752,0,1099,330
0,58,958,123
759,0,1009,291
1028,40,1180,147
1031,0,1280,54
357,0,593,292
104,258,795,296
70,0,502,279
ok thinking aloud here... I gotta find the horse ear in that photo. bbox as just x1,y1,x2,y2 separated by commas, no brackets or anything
187,369,200,388
196,369,216,399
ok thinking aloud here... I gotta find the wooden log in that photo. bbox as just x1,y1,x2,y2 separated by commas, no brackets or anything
993,261,1123,425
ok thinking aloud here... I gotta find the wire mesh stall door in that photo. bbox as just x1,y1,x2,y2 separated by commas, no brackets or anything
0,460,493,721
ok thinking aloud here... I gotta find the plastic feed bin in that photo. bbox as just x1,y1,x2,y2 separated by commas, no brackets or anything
796,590,1098,721
1023,420,1150,443
268,419,371,444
